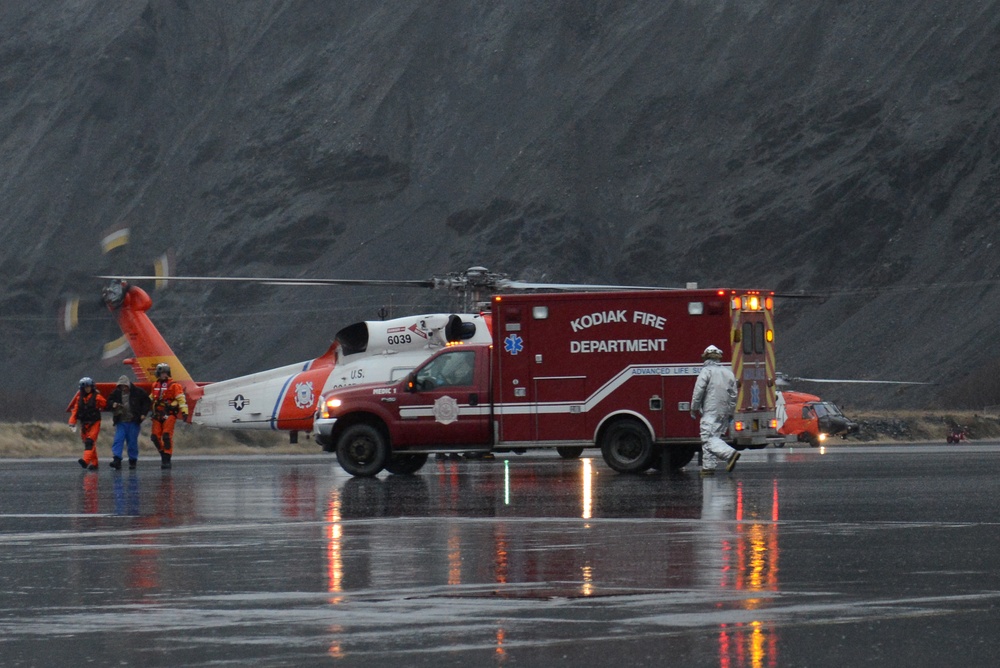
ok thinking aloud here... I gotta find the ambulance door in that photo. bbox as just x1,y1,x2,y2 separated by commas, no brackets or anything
732,293,776,432
393,349,490,446
738,315,766,411
495,303,534,442
534,376,587,441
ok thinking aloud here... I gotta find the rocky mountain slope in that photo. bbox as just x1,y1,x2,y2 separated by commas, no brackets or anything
1,1,999,418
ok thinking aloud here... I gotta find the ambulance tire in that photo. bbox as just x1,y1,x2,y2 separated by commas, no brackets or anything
384,452,429,475
556,446,585,459
667,446,696,470
336,424,389,477
600,419,655,474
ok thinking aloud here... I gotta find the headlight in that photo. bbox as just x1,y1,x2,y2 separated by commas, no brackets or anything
320,397,342,419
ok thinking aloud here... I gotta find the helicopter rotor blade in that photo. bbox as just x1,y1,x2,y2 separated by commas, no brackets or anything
786,376,934,385
96,267,820,301
498,279,669,291
96,275,438,289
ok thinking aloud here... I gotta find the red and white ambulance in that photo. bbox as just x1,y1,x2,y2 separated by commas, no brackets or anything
313,289,780,476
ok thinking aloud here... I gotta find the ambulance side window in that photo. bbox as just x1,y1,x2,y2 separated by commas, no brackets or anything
414,351,476,390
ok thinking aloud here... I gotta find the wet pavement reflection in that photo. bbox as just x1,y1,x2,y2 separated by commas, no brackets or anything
2,446,1000,666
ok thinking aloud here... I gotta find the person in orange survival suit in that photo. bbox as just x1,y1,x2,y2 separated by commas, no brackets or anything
149,363,188,469
68,376,107,470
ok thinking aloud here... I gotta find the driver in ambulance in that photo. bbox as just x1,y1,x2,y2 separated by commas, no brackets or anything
690,345,741,475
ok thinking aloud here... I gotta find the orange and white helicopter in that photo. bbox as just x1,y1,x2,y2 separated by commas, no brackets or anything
775,390,858,447
87,267,662,441
774,373,931,446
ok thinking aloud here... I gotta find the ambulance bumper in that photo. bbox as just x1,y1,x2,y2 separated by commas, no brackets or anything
312,417,338,449
731,412,778,447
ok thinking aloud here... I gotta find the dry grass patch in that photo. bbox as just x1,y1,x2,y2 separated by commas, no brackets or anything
0,421,315,458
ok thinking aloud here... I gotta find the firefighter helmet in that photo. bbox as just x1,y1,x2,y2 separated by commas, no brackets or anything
155,363,171,377
78,376,94,390
702,345,724,360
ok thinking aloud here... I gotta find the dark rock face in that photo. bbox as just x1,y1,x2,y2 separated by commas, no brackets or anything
2,2,999,418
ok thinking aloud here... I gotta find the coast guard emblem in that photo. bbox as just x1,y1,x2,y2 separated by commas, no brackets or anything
294,381,315,409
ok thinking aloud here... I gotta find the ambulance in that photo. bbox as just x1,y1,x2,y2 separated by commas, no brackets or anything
313,289,780,476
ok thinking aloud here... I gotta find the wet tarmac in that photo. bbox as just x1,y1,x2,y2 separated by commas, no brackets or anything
2,444,1000,666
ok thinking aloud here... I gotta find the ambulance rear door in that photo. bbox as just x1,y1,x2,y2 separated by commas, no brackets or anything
730,292,777,444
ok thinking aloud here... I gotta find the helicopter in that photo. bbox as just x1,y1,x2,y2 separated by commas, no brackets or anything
88,278,489,441
775,390,858,447
773,373,931,446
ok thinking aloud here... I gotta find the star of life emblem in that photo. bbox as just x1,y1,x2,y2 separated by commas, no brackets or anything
294,381,315,409
433,395,459,425
504,333,524,355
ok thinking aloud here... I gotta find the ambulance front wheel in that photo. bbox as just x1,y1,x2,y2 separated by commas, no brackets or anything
336,424,389,477
556,446,585,459
600,419,654,474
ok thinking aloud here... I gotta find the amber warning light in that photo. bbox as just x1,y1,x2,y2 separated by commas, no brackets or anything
731,292,774,312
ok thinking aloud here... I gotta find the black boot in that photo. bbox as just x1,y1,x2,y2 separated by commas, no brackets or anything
110,456,122,470
77,458,88,469
128,459,137,470
160,453,172,470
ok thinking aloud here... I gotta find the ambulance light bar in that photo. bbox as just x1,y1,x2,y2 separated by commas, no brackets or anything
731,292,774,312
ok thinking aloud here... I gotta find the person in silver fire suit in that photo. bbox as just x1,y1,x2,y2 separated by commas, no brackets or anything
690,345,740,475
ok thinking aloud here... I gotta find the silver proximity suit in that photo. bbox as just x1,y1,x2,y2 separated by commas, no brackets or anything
690,359,738,469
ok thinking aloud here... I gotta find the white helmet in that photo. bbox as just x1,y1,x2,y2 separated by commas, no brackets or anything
702,345,724,360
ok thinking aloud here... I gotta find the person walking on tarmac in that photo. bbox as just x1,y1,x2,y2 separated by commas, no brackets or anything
149,363,187,469
107,375,152,470
68,377,106,470
690,345,741,476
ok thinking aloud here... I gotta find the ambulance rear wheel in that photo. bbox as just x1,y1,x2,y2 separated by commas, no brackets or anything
384,452,429,475
556,446,585,459
600,419,654,474
668,446,696,470
336,424,389,477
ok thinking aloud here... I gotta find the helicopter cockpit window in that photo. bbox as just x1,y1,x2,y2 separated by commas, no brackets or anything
413,351,476,390
813,403,840,418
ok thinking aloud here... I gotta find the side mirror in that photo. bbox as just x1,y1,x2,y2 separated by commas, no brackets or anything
406,372,417,392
